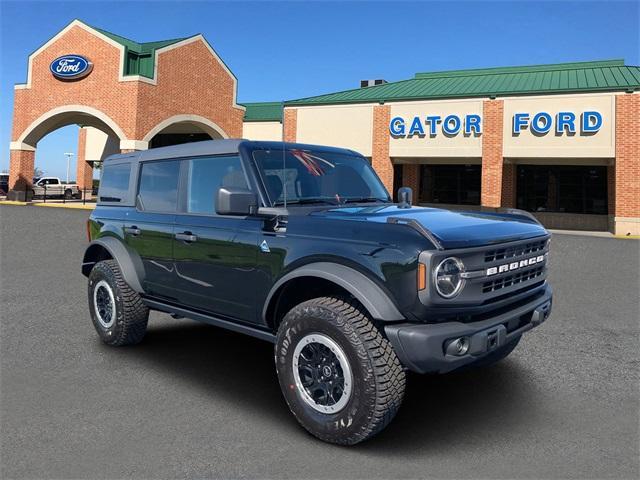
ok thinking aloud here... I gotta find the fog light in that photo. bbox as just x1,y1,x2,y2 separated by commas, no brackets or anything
446,337,469,356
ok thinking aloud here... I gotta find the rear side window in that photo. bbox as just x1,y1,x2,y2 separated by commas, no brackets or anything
138,160,180,212
99,163,131,202
186,156,247,214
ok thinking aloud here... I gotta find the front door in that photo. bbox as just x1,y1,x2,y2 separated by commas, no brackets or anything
172,155,260,323
124,159,180,301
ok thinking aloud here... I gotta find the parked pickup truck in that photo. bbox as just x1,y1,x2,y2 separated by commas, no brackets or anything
32,177,81,199
82,140,552,445
0,174,8,196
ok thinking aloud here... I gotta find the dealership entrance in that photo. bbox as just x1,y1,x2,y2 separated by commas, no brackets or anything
8,19,244,200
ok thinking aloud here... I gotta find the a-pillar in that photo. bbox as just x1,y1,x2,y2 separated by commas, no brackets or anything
481,99,505,208
372,104,394,194
76,127,93,198
7,147,35,201
614,93,640,235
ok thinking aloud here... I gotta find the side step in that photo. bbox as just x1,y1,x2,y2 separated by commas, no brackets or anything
142,298,276,343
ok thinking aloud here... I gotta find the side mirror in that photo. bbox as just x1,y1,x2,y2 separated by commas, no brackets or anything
397,187,413,209
216,187,258,216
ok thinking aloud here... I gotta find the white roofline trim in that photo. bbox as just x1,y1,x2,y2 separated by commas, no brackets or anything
14,20,245,112
142,114,229,142
120,140,149,151
15,104,128,148
9,142,36,151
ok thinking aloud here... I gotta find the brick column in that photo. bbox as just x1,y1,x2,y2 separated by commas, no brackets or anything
501,163,517,208
607,163,615,216
283,108,297,142
402,164,420,199
76,127,93,193
7,149,35,201
372,105,393,194
614,94,640,235
481,99,504,208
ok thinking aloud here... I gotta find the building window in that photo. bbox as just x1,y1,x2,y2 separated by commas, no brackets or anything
392,164,403,201
419,165,481,205
516,165,608,215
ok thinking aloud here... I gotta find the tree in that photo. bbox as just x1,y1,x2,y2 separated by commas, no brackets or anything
34,166,44,177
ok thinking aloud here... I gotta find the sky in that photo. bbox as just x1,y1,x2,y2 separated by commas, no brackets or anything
1,0,638,179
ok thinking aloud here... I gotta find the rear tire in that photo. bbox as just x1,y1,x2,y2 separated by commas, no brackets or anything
88,259,149,346
64,189,72,200
275,296,405,445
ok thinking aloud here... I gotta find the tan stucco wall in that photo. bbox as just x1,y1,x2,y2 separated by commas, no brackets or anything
507,157,612,166
393,157,481,165
389,99,483,158
502,93,616,158
242,121,282,141
84,126,119,161
295,104,374,156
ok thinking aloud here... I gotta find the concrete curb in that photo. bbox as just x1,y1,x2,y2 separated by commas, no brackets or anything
0,200,95,210
549,229,639,240
33,202,95,210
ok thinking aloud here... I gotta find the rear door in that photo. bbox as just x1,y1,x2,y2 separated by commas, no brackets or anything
124,159,180,301
172,155,260,323
46,178,63,196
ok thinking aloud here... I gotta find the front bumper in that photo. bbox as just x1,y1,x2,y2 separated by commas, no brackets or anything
385,284,552,374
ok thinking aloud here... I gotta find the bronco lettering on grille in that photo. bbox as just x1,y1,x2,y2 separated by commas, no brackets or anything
486,255,545,277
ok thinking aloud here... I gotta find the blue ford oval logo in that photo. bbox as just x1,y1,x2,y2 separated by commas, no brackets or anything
50,55,93,80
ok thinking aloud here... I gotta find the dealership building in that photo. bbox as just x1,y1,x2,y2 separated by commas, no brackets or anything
8,20,640,234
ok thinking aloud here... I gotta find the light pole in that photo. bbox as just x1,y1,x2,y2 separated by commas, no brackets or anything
64,152,74,183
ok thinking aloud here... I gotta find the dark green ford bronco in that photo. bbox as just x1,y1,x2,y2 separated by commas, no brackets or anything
82,140,552,445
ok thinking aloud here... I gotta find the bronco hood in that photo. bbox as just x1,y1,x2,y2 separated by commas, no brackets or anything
311,205,548,249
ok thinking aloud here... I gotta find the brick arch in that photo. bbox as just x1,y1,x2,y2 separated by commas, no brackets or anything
14,104,127,150
142,114,229,144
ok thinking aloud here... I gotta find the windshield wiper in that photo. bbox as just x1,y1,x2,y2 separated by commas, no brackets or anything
343,197,389,204
274,198,339,206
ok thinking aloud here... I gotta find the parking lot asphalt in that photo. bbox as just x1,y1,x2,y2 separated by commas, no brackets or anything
1,205,638,479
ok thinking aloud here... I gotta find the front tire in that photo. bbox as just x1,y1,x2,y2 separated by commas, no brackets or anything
88,259,149,346
275,297,405,445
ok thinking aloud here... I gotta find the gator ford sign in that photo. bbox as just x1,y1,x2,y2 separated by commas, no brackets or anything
390,110,602,138
512,111,602,135
50,55,93,80
390,114,482,137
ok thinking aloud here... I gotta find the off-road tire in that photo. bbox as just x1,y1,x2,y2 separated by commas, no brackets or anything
88,259,149,346
472,336,521,369
275,296,406,445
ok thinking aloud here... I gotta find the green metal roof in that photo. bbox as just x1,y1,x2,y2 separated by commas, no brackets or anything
91,24,192,79
242,102,283,122
285,60,640,106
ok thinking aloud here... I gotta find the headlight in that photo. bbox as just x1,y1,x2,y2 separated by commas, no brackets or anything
434,257,465,298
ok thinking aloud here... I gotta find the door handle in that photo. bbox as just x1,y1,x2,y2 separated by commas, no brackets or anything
124,226,141,236
175,232,198,243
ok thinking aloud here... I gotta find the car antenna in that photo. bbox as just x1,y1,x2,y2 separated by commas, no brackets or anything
281,100,287,209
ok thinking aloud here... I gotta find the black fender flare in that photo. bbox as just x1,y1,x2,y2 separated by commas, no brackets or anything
263,262,405,323
82,237,145,293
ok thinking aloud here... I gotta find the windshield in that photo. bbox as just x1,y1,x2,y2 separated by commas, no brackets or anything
252,148,390,206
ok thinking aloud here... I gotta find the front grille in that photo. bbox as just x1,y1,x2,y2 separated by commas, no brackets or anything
482,266,545,293
484,239,546,263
